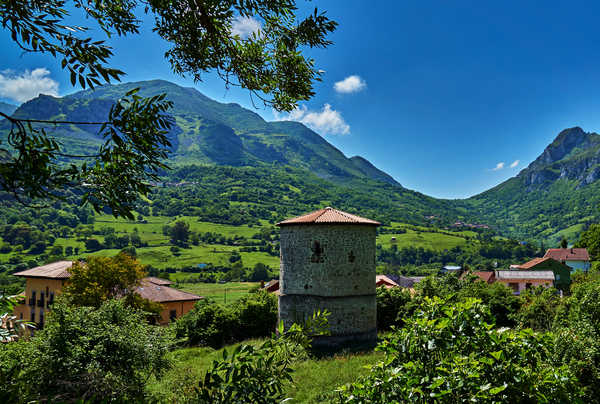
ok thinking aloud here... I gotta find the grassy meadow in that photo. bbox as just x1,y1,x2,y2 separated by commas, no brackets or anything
46,214,477,272
174,281,259,305
147,341,382,403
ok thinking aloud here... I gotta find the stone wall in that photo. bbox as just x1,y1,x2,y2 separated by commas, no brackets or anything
278,224,377,347
279,224,376,297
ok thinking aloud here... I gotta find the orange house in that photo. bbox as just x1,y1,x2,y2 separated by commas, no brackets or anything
12,261,202,327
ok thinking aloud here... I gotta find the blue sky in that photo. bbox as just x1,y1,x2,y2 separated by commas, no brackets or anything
3,1,600,198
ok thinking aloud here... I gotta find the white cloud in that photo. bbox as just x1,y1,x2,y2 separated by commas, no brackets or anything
334,75,366,94
510,159,520,168
0,68,59,103
492,162,505,171
274,104,350,135
231,16,261,39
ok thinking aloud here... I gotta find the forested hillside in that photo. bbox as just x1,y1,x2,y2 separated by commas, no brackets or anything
464,127,600,243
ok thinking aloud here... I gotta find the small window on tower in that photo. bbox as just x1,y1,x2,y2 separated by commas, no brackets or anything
311,241,324,263
348,251,355,263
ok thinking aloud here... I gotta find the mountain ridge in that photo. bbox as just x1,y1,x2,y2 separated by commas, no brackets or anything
3,79,400,186
5,79,600,243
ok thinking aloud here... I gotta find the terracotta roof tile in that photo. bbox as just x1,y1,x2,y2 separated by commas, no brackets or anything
277,207,380,226
515,257,549,269
544,248,590,261
466,271,496,283
144,277,173,286
136,279,202,303
13,261,73,279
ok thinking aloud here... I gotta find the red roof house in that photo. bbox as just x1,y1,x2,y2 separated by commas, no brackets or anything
543,248,591,272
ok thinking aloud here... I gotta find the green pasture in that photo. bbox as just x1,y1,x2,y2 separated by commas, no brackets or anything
146,341,382,403
175,281,260,305
377,228,470,251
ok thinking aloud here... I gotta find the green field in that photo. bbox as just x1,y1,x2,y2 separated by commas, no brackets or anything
377,227,472,251
52,214,281,269
147,341,382,403
175,281,260,305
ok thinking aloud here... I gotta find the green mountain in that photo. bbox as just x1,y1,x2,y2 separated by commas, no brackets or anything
464,127,600,243
4,80,399,186
0,101,18,118
7,80,600,244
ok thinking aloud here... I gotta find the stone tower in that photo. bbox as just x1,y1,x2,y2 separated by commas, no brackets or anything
277,207,380,348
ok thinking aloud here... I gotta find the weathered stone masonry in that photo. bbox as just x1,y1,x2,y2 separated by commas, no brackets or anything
277,209,379,347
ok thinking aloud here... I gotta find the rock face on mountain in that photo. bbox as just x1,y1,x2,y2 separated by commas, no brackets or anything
465,127,600,242
518,127,600,189
0,80,399,186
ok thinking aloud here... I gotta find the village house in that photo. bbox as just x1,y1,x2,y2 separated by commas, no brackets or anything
494,270,555,295
12,261,202,327
543,248,590,272
509,257,571,291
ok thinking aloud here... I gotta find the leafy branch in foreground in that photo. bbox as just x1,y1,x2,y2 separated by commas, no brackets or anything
0,89,173,219
196,310,330,404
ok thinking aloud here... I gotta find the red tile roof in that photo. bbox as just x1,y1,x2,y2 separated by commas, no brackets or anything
376,275,399,288
515,257,551,269
136,279,202,303
277,207,380,226
544,248,590,262
472,271,496,283
13,261,74,279
144,277,173,286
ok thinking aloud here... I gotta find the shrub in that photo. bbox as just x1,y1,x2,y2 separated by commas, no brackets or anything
339,297,580,403
0,299,173,402
195,311,329,404
175,291,278,348
175,299,237,348
376,286,413,330
513,287,562,331
231,290,278,341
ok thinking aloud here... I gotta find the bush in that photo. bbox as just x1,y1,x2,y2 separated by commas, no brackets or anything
0,299,173,402
231,290,278,341
339,297,580,403
553,274,600,401
376,286,413,330
175,299,237,348
176,291,278,348
513,287,562,331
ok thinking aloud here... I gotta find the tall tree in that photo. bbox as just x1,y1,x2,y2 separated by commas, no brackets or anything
0,1,337,218
62,253,161,314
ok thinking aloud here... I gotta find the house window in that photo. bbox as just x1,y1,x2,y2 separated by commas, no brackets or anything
348,251,355,263
310,241,324,263
39,310,44,328
508,282,519,292
29,290,36,307
525,283,532,290
30,310,35,323
169,310,177,321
